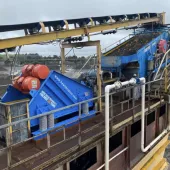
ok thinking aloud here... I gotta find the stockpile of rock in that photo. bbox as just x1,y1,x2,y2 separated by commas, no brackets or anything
109,32,160,56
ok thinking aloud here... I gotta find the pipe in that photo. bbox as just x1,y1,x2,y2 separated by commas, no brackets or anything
141,77,168,152
105,78,136,170
96,147,128,170
105,85,114,170
109,72,112,79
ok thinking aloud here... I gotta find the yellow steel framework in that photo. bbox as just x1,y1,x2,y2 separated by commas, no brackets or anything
0,13,165,50
61,41,102,111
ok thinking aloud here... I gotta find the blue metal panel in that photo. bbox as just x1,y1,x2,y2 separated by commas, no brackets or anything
29,71,94,127
138,31,169,77
101,56,121,68
1,71,95,128
101,31,170,78
32,110,96,140
1,85,31,102
153,59,170,73
101,54,138,72
121,54,138,64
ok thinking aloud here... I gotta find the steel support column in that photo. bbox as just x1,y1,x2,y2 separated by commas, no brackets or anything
125,125,131,170
97,43,102,112
61,47,65,74
61,41,102,112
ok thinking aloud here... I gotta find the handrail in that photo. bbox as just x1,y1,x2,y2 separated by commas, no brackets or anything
160,63,170,79
141,77,168,153
75,34,134,78
161,63,170,92
96,147,128,170
154,49,170,80
0,78,164,170
0,78,163,131
105,78,137,170
102,34,134,53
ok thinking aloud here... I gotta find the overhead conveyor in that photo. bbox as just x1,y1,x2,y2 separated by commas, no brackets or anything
0,12,165,50
0,13,161,33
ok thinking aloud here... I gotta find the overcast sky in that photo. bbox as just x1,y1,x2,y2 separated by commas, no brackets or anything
0,0,170,56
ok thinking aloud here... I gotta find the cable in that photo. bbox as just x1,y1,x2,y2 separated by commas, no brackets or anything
65,48,73,57
74,55,96,78
10,46,22,79
58,39,74,58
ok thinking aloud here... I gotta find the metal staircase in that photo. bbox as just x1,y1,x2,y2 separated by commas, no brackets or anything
150,49,170,96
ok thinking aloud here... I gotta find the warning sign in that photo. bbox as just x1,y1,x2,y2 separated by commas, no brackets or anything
32,80,37,89
40,91,57,108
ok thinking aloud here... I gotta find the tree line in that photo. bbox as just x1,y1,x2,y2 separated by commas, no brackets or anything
0,53,96,69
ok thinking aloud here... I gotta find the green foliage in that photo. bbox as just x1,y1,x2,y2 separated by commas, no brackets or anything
0,53,95,69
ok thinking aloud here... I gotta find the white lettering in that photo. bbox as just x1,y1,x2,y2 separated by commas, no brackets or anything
55,75,77,100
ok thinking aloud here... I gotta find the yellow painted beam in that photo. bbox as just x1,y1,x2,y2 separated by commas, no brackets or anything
153,158,168,170
26,102,31,137
141,140,168,170
0,17,160,49
62,41,100,48
160,161,169,170
132,133,169,170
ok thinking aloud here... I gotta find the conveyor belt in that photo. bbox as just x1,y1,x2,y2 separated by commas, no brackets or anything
0,13,165,50
0,13,159,33
104,32,160,56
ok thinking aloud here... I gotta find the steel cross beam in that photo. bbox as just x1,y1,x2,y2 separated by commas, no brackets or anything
0,16,162,50
61,41,102,111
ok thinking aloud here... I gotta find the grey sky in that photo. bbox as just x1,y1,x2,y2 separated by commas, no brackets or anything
0,0,170,56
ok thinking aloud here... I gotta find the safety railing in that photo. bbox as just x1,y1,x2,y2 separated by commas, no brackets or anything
160,63,170,93
0,78,166,170
74,34,134,78
102,34,134,53
154,49,170,80
96,147,129,170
